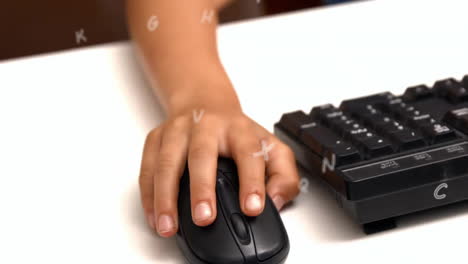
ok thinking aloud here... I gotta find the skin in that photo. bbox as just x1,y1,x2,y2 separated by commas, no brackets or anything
126,0,300,238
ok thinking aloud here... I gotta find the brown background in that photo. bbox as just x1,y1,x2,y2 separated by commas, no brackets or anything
0,0,345,61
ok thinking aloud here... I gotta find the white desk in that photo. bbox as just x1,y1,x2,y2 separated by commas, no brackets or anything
1,0,467,263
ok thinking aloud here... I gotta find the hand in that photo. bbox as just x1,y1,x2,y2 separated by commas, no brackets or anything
138,100,300,238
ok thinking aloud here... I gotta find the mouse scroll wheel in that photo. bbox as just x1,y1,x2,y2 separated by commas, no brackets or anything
230,213,251,244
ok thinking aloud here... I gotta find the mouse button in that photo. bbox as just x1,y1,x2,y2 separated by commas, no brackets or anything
248,198,287,261
183,203,245,264
217,158,237,173
178,169,244,264
220,171,239,186
216,177,241,214
178,172,191,219
230,213,251,244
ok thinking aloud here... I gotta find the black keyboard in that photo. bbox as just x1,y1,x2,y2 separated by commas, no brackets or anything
275,75,468,234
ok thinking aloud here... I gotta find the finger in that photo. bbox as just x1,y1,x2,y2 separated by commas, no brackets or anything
188,119,219,226
154,119,190,237
139,128,162,231
229,126,266,217
265,141,300,211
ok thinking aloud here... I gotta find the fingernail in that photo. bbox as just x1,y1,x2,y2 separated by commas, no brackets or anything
272,195,286,211
157,214,175,234
147,213,155,229
245,193,262,213
194,202,212,222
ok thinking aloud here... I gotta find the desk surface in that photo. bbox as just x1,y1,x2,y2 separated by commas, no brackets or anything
1,0,468,263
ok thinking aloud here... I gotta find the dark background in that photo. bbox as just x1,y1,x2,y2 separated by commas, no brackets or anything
0,0,355,61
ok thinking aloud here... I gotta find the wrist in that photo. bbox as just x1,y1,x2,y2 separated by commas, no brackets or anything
167,80,241,117
164,66,242,117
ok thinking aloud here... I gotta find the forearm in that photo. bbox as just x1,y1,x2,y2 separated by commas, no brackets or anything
126,0,239,116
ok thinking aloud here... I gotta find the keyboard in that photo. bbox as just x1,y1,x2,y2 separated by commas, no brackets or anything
274,75,468,234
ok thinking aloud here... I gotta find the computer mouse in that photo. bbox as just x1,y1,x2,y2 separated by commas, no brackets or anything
176,158,290,264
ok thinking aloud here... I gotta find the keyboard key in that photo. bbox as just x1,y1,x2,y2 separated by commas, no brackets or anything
361,114,392,130
310,104,342,122
446,85,468,103
420,123,457,144
433,78,468,102
404,108,430,122
433,78,460,96
355,136,394,159
378,97,409,112
407,113,435,128
443,107,468,134
343,125,395,158
377,98,411,117
360,113,389,130
389,129,426,150
346,104,382,125
340,92,395,113
389,104,419,121
375,119,405,135
300,125,343,154
402,85,433,102
300,125,361,165
324,143,362,167
378,99,439,131
463,75,468,87
347,127,372,143
278,111,317,137
328,116,360,135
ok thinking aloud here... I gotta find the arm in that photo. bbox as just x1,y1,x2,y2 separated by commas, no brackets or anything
126,0,237,116
126,0,300,238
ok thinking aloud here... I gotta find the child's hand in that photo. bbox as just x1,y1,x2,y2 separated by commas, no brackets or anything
138,100,300,238
128,0,300,239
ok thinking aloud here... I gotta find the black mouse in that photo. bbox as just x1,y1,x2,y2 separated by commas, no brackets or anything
176,158,290,264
